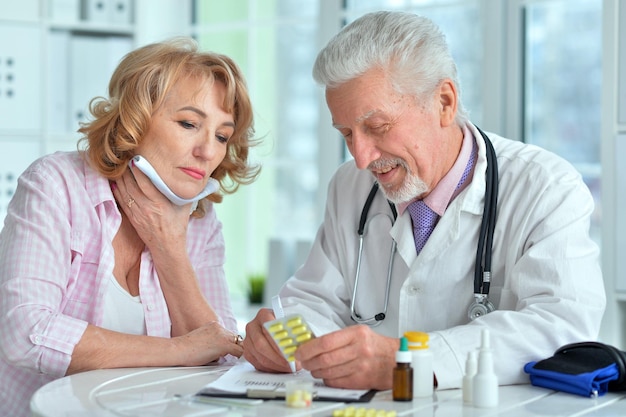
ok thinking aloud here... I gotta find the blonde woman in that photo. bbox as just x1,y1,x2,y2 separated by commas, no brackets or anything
0,37,260,417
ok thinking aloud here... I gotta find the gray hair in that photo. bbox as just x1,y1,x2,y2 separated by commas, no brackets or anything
312,11,468,125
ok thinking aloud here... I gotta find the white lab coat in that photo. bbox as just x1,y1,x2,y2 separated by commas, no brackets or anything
279,123,606,389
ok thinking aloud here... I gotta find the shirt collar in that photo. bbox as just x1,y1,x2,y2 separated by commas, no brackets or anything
397,125,476,216
83,155,118,208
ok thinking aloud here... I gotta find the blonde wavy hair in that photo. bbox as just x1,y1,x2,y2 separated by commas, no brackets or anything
78,37,260,217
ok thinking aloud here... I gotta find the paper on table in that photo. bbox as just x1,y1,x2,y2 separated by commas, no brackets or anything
197,360,370,401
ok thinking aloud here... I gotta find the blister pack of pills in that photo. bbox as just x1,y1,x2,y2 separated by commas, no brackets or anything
332,406,397,417
264,314,315,367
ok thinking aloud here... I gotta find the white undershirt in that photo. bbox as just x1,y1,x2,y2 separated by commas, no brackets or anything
101,274,147,335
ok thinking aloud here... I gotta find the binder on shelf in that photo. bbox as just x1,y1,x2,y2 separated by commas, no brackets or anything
2,0,39,22
109,0,132,25
68,35,132,130
82,0,109,23
47,30,70,134
0,140,40,232
0,22,41,131
49,0,80,23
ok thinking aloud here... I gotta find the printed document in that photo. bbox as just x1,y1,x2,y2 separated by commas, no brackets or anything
197,360,369,401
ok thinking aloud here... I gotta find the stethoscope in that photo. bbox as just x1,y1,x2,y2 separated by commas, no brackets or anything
350,126,498,326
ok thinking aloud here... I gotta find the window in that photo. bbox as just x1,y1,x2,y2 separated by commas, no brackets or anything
192,1,324,302
522,0,602,243
343,0,484,127
191,0,603,307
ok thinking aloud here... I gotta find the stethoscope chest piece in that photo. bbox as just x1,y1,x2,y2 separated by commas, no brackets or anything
468,294,496,321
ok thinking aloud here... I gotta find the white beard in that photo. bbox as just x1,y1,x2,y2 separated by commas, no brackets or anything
368,157,428,204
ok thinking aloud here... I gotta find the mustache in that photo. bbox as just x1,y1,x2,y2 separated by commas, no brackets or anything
367,158,411,174
368,158,428,205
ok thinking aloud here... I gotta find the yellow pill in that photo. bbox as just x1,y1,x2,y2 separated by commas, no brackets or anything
286,317,302,327
285,389,312,408
332,410,345,417
296,333,312,343
273,330,289,339
342,406,356,417
287,355,296,361
267,323,284,332
279,338,294,347
291,325,308,335
283,346,297,354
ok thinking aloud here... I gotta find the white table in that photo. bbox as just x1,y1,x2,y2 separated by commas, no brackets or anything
31,365,626,416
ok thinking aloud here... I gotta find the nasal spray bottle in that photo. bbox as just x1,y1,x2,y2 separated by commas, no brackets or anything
472,329,498,408
404,331,433,398
462,350,477,403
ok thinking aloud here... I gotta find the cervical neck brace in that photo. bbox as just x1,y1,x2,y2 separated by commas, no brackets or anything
130,155,219,206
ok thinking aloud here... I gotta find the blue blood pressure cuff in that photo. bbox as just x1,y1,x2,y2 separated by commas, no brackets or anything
524,342,626,398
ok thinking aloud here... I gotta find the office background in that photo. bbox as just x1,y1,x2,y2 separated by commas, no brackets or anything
0,0,622,346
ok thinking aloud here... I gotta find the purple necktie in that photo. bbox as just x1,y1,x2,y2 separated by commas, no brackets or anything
408,139,477,254
408,200,439,254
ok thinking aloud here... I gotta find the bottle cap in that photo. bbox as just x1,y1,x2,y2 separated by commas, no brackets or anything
403,331,429,349
465,350,478,374
473,328,498,407
396,337,412,363
481,329,491,349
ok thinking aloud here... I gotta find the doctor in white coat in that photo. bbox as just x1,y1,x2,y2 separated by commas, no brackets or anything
243,11,606,391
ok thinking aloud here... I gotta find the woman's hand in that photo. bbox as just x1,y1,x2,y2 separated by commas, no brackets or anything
67,322,243,374
112,163,191,255
172,321,244,366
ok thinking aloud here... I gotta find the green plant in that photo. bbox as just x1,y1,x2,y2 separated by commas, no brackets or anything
247,274,266,304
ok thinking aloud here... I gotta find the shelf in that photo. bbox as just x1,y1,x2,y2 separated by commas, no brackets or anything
0,2,135,161
47,21,134,36
0,130,41,139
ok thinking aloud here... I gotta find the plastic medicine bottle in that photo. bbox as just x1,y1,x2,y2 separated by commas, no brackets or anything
392,337,413,401
473,329,499,407
462,350,478,403
404,331,434,398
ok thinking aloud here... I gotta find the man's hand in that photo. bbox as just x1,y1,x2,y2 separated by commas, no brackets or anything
295,325,399,390
243,308,295,373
